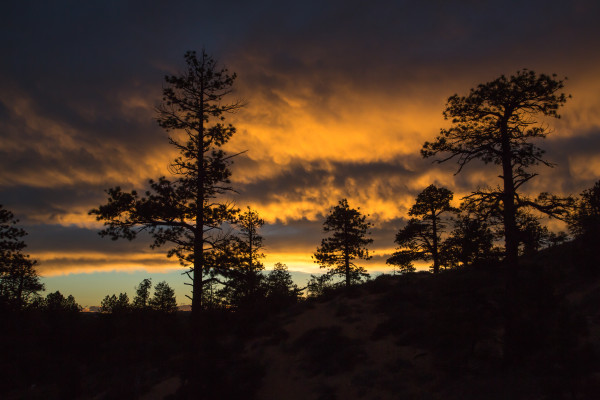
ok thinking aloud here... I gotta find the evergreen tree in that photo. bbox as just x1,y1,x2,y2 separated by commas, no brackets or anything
44,291,81,313
387,185,457,273
569,180,600,241
306,273,334,298
264,262,302,304
132,278,152,310
314,199,373,287
441,214,499,268
422,70,571,267
516,212,552,256
236,207,265,272
232,207,265,297
89,50,243,325
100,293,130,313
385,251,416,275
216,208,266,308
0,205,44,310
149,281,178,313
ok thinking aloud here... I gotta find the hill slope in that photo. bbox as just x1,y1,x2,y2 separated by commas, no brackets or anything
232,245,600,399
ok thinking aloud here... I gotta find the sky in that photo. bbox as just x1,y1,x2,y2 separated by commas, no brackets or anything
1,1,600,306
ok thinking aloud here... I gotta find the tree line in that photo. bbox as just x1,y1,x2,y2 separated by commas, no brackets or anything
1,52,599,317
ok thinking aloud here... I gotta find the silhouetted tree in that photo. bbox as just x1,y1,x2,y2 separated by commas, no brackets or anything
132,278,152,310
232,208,265,298
236,207,265,271
264,262,302,305
306,273,334,298
314,199,372,287
569,180,600,241
44,291,81,313
441,214,500,268
100,292,130,313
89,50,243,326
387,185,457,273
0,205,44,310
465,202,559,258
216,208,267,308
422,70,571,267
516,212,551,256
385,251,416,274
547,231,569,247
149,281,178,313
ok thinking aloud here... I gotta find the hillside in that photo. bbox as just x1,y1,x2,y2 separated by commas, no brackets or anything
180,240,600,399
3,240,600,399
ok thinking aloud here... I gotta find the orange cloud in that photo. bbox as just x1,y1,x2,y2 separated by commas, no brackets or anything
34,250,181,277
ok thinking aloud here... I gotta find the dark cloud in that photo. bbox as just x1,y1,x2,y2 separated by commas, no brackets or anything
234,157,423,205
0,183,122,224
23,224,154,254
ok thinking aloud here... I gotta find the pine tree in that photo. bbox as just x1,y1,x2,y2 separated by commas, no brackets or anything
100,292,130,314
441,214,499,268
90,50,243,325
44,291,81,313
132,278,152,310
219,208,266,308
0,205,44,310
314,199,373,287
264,262,302,304
387,185,457,273
422,70,571,267
149,281,178,313
569,180,600,241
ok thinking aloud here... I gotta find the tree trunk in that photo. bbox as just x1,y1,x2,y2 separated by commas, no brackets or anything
500,121,519,270
192,76,206,339
431,209,439,274
248,227,253,297
344,222,350,287
16,272,24,310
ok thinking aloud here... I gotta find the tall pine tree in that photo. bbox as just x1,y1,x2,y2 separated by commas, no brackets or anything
90,50,243,325
314,199,373,287
422,70,570,267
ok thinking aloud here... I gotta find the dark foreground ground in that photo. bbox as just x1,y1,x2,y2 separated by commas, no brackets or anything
2,240,600,399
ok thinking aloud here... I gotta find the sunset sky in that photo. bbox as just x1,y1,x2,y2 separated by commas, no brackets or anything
2,1,600,306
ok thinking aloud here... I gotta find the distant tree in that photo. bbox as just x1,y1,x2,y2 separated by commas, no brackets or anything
100,292,130,313
385,251,416,275
264,263,302,304
44,291,81,313
422,70,571,267
149,281,178,313
132,278,152,310
314,199,373,287
441,214,500,268
236,207,265,272
215,208,267,308
306,273,334,298
546,231,569,247
387,185,457,274
232,208,265,301
516,212,551,256
89,50,243,328
569,180,600,241
199,267,224,309
0,205,44,310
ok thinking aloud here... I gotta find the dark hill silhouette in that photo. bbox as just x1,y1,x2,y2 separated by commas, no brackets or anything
189,239,599,399
2,239,599,399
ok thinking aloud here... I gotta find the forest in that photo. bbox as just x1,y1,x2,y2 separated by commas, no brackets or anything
1,51,600,399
